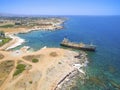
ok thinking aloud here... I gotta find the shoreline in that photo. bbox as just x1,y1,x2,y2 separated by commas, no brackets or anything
54,52,88,90
0,18,88,90
0,29,88,90
0,33,25,50
0,48,88,90
0,17,65,50
0,21,64,51
5,34,25,50
0,28,60,51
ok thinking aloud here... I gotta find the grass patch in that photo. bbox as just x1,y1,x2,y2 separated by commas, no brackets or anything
0,37,11,46
13,64,26,76
32,58,39,63
0,24,14,28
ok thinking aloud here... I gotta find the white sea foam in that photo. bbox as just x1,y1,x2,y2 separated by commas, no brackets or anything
6,34,25,50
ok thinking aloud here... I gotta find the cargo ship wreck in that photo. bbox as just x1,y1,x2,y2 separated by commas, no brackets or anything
60,38,96,51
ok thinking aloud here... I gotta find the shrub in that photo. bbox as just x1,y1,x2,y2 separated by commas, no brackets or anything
58,62,62,64
29,81,33,84
16,64,26,69
13,64,26,76
0,24,14,28
32,58,39,63
0,38,11,46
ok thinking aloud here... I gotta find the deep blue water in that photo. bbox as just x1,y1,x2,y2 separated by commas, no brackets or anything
17,16,120,90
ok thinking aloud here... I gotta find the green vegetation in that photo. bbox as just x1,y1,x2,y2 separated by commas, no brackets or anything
58,62,62,64
29,81,33,84
16,64,26,69
13,64,26,76
0,24,14,28
0,31,11,47
0,37,11,46
32,58,39,63
0,31,5,37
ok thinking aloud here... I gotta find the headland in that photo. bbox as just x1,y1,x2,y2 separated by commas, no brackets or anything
0,17,88,90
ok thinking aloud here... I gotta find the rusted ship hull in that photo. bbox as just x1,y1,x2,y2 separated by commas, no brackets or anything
60,43,96,51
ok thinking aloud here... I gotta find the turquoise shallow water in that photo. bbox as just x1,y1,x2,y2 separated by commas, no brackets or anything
17,16,120,90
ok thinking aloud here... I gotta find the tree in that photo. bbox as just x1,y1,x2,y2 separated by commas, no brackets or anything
0,31,5,38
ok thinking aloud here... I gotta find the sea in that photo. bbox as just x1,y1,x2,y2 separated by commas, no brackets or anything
17,16,120,90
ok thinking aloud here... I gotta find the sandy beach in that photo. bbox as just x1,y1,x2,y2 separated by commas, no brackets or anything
6,34,25,50
0,33,25,50
0,22,63,51
0,17,66,51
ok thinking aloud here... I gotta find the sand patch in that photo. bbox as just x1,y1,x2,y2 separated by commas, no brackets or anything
0,53,4,60
49,52,58,57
